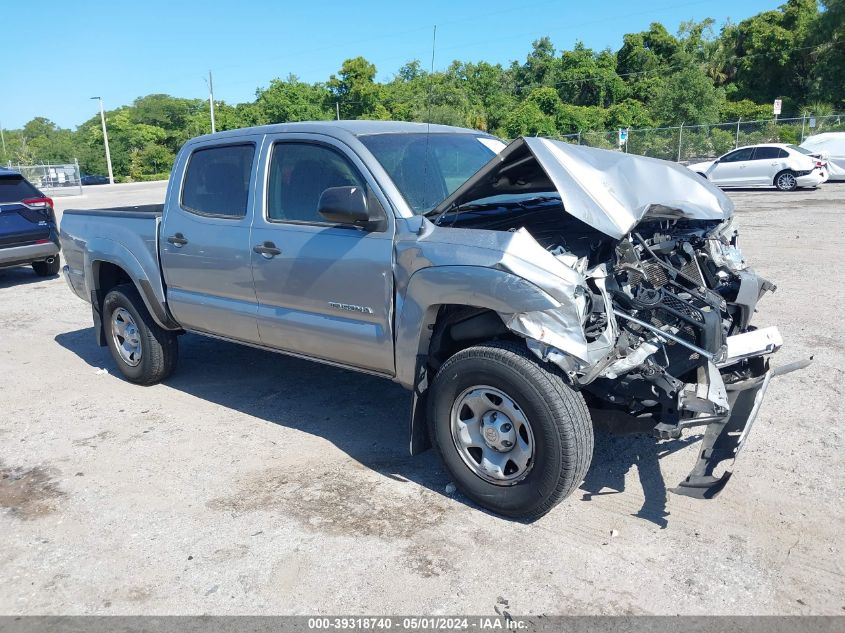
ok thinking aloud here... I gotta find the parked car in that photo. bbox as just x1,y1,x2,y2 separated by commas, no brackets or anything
60,121,806,519
687,143,827,190
81,173,110,186
0,167,61,276
800,132,845,181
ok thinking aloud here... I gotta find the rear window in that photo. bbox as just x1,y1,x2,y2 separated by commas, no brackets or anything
788,144,813,156
0,175,41,203
180,144,255,217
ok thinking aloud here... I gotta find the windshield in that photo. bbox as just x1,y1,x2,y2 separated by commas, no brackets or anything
358,133,503,214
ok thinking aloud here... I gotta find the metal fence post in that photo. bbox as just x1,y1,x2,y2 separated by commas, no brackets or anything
735,117,741,148
801,115,806,142
677,123,684,162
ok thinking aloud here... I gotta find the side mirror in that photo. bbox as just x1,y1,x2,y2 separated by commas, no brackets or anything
318,186,372,228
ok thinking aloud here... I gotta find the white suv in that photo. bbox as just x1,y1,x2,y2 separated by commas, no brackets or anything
687,144,828,191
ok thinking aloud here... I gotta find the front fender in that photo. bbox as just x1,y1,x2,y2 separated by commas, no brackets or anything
394,265,561,389
396,265,562,455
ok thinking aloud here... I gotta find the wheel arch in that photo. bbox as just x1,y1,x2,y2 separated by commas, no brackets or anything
396,265,561,455
87,248,179,346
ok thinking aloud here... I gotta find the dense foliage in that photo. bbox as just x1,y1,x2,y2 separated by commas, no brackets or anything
2,0,842,179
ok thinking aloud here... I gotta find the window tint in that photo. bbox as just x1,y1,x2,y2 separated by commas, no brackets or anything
0,175,41,203
753,146,781,160
181,144,254,217
722,148,754,162
267,143,365,223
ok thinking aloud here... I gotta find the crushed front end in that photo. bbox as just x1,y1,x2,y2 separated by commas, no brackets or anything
430,137,811,498
501,215,812,498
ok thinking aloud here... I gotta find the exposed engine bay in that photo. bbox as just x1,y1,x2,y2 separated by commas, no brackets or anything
435,194,804,498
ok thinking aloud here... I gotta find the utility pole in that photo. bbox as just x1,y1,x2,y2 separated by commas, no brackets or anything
208,70,216,134
336,102,340,121
0,121,6,161
91,97,114,184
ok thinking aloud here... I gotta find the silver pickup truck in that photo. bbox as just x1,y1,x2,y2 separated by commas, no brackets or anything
61,120,805,519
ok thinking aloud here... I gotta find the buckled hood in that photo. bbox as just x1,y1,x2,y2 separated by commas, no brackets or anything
431,137,735,239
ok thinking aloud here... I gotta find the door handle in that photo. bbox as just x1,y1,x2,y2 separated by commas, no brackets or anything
167,232,188,247
253,241,281,258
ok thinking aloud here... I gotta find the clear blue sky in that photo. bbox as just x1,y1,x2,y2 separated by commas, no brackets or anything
1,0,779,130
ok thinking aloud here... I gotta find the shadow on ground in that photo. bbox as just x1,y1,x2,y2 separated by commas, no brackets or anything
55,327,695,524
0,266,59,289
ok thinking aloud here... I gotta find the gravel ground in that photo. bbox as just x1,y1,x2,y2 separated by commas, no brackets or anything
0,180,843,615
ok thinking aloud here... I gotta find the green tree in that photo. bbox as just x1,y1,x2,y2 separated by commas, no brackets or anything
255,75,332,123
328,57,382,119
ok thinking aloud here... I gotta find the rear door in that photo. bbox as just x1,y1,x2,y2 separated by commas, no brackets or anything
746,146,786,185
160,139,262,343
249,134,396,374
709,148,755,186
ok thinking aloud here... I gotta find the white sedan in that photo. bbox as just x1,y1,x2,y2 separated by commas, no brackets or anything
688,144,828,191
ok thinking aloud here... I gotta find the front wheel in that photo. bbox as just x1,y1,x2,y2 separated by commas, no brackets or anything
428,341,593,520
775,170,798,191
103,284,178,385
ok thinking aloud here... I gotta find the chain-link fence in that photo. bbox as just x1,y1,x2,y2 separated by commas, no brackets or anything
550,114,845,163
7,160,82,196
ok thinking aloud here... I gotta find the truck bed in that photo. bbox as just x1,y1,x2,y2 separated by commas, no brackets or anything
60,206,167,316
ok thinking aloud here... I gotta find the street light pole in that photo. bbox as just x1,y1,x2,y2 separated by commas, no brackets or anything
91,96,114,184
207,70,216,134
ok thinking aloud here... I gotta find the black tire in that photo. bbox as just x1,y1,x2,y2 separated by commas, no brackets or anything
774,169,798,191
32,257,60,277
428,340,593,520
102,284,178,385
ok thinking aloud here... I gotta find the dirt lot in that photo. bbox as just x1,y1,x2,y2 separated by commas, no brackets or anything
1,181,843,615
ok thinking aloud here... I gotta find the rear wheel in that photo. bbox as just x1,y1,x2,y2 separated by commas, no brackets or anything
428,341,593,520
32,257,60,277
103,284,178,385
775,170,798,191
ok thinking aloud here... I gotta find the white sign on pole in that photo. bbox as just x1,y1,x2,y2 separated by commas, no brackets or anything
773,99,782,115
809,117,816,128
618,128,628,145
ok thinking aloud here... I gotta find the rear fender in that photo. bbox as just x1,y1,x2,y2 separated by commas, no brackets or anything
86,237,179,334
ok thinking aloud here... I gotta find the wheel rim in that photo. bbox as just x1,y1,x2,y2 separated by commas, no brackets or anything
450,385,535,486
778,172,796,190
111,307,142,367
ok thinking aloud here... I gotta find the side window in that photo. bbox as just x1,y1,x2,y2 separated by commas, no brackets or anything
777,148,789,158
181,144,255,218
267,143,365,223
752,147,780,160
722,148,754,162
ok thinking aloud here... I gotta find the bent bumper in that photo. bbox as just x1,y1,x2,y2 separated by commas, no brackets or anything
672,356,812,499
796,171,826,187
0,241,60,268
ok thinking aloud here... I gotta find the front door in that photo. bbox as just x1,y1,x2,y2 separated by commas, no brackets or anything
160,140,262,343
710,147,755,186
249,136,396,375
